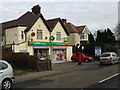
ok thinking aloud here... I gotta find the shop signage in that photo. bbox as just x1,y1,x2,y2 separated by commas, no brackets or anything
49,35,55,41
28,41,69,46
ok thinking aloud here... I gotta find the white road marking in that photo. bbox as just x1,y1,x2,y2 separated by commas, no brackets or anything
98,73,120,83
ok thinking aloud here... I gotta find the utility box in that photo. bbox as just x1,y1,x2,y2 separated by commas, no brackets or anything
37,57,52,72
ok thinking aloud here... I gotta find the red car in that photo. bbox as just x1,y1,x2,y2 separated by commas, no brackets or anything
71,52,93,62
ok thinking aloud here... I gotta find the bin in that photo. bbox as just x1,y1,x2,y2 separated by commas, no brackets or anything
37,59,52,72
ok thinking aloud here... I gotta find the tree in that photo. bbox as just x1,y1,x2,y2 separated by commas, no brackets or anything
88,33,95,43
96,30,102,42
115,24,120,41
96,28,115,43
105,28,115,43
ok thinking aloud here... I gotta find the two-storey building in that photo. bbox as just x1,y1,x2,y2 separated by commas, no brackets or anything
62,19,91,46
2,5,72,63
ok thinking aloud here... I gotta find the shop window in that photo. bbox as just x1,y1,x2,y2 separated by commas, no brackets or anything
56,32,61,41
34,49,48,60
21,31,24,40
37,29,43,40
53,49,66,62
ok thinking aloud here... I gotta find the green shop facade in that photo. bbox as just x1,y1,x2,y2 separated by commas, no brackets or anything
28,41,72,63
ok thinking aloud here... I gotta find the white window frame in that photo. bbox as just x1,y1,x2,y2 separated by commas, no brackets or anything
80,33,87,39
37,29,43,40
56,32,61,41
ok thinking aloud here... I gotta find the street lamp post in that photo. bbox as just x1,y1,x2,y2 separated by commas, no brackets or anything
82,46,84,53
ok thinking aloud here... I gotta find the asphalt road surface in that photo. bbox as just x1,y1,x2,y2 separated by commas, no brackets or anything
12,61,119,89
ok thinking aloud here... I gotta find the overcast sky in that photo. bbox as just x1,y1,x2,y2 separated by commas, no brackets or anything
0,0,119,33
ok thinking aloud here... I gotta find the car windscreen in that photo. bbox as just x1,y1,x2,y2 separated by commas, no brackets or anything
100,53,110,57
83,54,90,56
74,53,79,56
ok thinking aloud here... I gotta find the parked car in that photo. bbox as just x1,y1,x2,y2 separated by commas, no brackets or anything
99,52,120,65
71,52,93,62
82,54,94,62
0,60,14,90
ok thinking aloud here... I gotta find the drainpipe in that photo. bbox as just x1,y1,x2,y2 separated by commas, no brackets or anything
49,31,52,69
49,31,52,59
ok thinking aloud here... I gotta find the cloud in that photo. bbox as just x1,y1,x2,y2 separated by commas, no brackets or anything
0,0,119,2
0,2,118,33
42,2,118,32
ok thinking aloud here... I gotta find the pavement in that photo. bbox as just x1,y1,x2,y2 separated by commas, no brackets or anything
14,61,76,83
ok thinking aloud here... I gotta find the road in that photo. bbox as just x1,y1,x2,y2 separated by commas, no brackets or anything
12,61,119,89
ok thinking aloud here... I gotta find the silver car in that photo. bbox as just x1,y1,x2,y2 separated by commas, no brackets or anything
0,60,14,90
99,52,120,65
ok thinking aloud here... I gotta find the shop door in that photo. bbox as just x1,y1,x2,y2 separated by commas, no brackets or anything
53,49,66,62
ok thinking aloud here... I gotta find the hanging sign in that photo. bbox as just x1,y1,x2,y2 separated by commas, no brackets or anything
49,35,55,41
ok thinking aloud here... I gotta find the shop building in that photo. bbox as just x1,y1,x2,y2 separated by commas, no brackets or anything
46,18,71,63
2,5,72,63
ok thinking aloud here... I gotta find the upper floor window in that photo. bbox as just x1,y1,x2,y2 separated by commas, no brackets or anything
80,33,87,39
21,31,24,40
37,29,43,40
56,32,61,41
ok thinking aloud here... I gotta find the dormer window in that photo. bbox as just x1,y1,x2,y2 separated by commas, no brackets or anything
21,31,24,40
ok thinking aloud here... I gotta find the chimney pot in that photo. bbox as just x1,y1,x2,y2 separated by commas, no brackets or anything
62,19,67,24
32,5,41,14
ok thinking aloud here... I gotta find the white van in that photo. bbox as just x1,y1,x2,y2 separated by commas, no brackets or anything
0,60,14,90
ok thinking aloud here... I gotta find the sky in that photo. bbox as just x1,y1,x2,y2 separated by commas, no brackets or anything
0,0,119,33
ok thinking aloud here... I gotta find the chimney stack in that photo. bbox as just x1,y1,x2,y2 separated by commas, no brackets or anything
62,19,67,24
32,5,41,14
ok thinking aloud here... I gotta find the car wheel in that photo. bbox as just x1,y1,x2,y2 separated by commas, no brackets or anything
72,60,75,62
2,79,12,90
117,61,120,64
86,60,88,62
78,62,81,65
111,60,115,65
88,60,92,62
100,62,103,65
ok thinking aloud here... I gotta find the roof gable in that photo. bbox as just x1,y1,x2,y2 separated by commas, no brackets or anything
1,11,50,35
64,21,88,34
76,25,86,33
64,23,78,33
47,18,69,35
47,18,59,31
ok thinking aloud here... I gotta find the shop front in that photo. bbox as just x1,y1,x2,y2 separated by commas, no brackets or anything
28,41,71,63
34,47,49,61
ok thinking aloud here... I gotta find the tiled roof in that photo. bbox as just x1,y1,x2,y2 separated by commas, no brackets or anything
64,23,78,33
76,25,86,33
64,21,86,34
47,18,59,30
1,11,50,35
47,18,69,35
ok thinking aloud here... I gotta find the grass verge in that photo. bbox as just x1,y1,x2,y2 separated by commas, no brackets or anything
14,69,37,76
